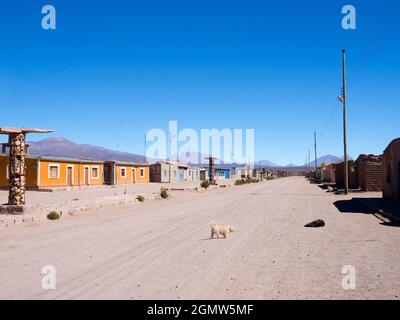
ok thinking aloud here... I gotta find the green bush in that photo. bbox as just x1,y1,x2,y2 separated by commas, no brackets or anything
47,211,60,220
235,179,244,185
137,195,145,202
235,178,259,185
200,180,210,189
160,188,169,199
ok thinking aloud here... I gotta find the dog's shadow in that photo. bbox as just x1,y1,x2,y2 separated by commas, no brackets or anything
199,237,227,241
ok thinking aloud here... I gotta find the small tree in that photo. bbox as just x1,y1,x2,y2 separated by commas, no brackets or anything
137,195,145,202
160,188,169,199
201,180,210,189
234,179,244,185
47,211,60,220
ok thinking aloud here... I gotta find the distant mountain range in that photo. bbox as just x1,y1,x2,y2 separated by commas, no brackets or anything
307,155,341,167
26,137,340,168
256,154,340,168
28,138,147,163
256,159,278,167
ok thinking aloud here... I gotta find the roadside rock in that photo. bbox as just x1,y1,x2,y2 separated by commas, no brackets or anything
304,219,325,228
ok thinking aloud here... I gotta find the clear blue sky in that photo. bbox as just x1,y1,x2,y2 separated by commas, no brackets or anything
0,0,399,165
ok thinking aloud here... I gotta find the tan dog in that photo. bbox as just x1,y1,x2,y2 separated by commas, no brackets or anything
210,221,235,239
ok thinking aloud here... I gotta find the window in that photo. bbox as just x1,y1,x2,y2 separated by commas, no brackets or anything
140,168,145,177
164,170,167,177
91,167,99,179
189,171,192,176
121,167,126,177
49,164,60,179
387,162,392,183
174,170,176,177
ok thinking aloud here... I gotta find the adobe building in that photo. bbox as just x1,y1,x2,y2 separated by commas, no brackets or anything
0,154,104,190
199,168,208,181
335,160,358,189
214,168,231,180
382,138,400,201
355,154,382,192
320,162,337,183
149,161,189,183
104,161,149,185
187,167,201,181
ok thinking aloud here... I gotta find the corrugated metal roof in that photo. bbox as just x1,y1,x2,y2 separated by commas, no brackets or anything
108,161,149,166
0,153,104,164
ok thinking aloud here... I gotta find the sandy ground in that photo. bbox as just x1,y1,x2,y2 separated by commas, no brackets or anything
0,180,211,206
0,176,399,300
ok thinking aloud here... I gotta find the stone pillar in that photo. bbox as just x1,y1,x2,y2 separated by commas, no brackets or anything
8,133,26,205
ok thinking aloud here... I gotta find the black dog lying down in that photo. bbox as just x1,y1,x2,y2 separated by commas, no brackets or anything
304,219,325,228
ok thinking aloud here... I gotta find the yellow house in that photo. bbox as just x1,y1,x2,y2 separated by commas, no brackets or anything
0,154,104,189
104,161,150,185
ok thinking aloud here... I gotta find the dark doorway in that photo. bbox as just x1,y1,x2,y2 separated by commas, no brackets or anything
67,166,73,186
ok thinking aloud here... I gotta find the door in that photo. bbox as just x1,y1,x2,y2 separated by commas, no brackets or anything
104,163,115,185
178,169,184,181
132,168,136,183
84,167,89,185
67,167,73,186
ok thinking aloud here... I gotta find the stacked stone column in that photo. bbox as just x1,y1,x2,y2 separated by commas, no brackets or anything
8,133,26,205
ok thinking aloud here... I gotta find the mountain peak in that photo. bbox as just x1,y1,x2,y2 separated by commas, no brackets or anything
37,137,72,144
27,137,147,163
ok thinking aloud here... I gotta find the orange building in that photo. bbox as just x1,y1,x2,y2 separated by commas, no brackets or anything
104,161,150,185
0,154,104,189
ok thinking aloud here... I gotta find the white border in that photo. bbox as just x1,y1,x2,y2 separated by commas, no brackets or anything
120,167,127,178
139,167,145,177
37,160,41,186
91,165,100,179
48,163,60,179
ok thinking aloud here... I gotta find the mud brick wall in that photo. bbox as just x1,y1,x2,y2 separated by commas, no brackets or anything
335,161,357,189
382,139,400,201
356,155,382,192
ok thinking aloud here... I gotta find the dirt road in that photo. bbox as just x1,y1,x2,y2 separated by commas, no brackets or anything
0,177,399,299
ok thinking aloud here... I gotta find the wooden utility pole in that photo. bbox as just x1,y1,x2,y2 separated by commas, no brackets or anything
205,156,218,184
314,131,317,174
168,132,172,183
342,49,349,194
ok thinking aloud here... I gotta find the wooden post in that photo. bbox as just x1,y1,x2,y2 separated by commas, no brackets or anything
205,156,217,184
342,49,349,195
